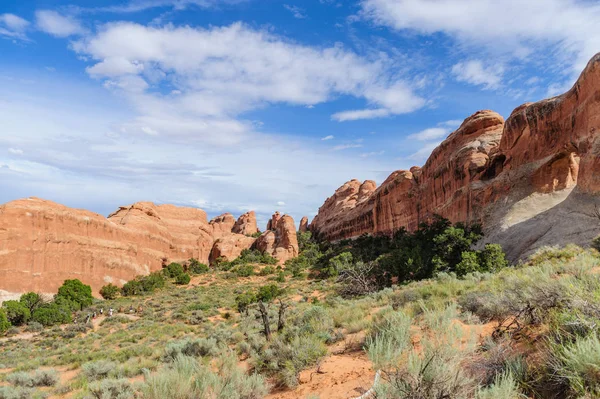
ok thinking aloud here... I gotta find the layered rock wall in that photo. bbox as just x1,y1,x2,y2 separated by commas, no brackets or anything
0,199,297,295
311,53,600,259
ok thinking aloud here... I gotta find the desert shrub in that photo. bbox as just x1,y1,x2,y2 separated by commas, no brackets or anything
236,292,257,314
31,303,72,326
476,372,522,399
2,300,31,326
298,306,334,339
25,321,44,333
56,279,93,310
0,387,47,399
121,272,165,296
164,262,184,278
99,284,120,300
455,251,481,277
162,338,220,362
19,293,44,314
337,261,378,297
231,264,255,277
0,309,10,334
175,273,191,285
369,305,477,398
6,369,59,387
528,245,583,266
479,244,509,273
82,360,118,381
259,266,276,276
188,258,209,275
86,378,135,399
143,354,269,399
550,333,600,396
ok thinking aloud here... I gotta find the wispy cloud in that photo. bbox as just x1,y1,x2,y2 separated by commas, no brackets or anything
451,60,504,89
360,151,384,158
331,143,363,151
0,13,30,41
284,4,307,19
36,10,85,38
8,148,24,155
321,135,334,141
408,127,448,141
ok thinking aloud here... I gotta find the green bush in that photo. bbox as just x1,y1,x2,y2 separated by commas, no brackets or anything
455,251,481,277
56,279,93,310
0,386,45,399
175,273,191,285
0,309,11,334
164,262,185,278
2,300,31,326
162,338,220,362
86,378,135,399
593,236,600,252
6,369,59,387
259,266,276,276
188,258,209,275
121,272,165,296
25,322,44,333
231,264,255,277
99,283,120,300
235,292,257,314
143,354,269,399
550,334,600,396
82,360,118,381
19,293,43,314
31,303,72,326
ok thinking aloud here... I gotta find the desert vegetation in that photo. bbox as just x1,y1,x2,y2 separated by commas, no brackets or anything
2,219,600,398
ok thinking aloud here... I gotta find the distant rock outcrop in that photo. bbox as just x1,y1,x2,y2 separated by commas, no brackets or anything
311,53,600,260
0,198,298,296
232,211,259,236
266,211,282,231
257,214,299,263
299,216,309,233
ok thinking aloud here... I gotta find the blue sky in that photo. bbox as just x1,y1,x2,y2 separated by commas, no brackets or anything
1,0,599,228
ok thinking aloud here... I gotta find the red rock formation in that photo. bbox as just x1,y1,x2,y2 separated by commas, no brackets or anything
209,234,256,263
312,53,600,259
266,211,282,231
232,211,259,236
256,214,299,263
299,216,309,233
0,200,298,296
209,213,236,239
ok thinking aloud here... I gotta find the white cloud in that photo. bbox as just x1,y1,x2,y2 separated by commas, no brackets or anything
36,10,84,38
8,148,24,155
321,135,334,141
95,0,249,13
360,0,600,80
284,4,307,19
277,201,286,206
360,151,384,158
407,141,441,162
408,127,448,141
440,119,462,128
331,143,363,151
451,60,504,89
0,13,30,41
331,108,390,122
72,22,424,127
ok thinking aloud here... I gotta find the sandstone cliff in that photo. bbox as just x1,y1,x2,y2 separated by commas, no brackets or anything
311,53,600,260
0,198,297,297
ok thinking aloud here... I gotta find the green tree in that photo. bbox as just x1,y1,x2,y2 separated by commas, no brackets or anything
56,279,93,310
325,252,354,278
32,303,72,326
19,292,43,314
0,309,10,334
2,300,31,326
175,273,191,285
257,284,283,303
433,226,481,273
164,262,184,278
188,258,209,274
99,284,120,300
455,251,481,277
235,291,257,314
479,244,508,273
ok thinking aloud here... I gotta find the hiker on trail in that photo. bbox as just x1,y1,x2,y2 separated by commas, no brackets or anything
109,308,113,317
118,306,124,313
100,308,103,315
129,305,134,314
85,314,91,324
93,312,97,319
137,305,143,314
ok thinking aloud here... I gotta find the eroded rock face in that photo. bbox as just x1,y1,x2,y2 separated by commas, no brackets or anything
0,199,298,295
266,211,282,231
256,214,299,263
232,211,259,236
311,53,600,259
209,234,256,263
299,216,309,233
